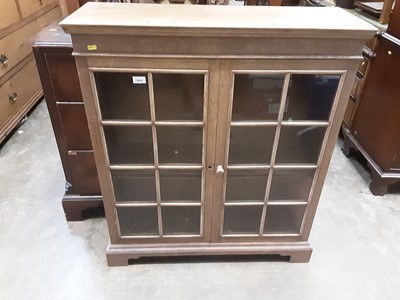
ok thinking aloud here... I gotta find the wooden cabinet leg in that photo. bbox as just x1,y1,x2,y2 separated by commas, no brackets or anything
342,130,355,157
289,249,312,263
369,180,389,196
368,166,400,196
106,253,137,267
62,195,104,221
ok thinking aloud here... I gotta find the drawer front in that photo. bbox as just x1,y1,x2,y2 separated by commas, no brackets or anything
57,102,92,150
17,0,55,19
364,37,376,51
357,57,368,78
343,96,356,127
350,76,362,100
68,150,101,195
0,7,61,79
0,0,20,29
0,59,41,128
46,53,83,102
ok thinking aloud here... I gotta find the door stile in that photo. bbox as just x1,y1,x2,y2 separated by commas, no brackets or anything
210,60,234,242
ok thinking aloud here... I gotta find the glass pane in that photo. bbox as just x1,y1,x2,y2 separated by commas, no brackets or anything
226,169,268,202
269,169,315,202
103,126,153,164
159,170,202,202
223,205,263,234
112,170,156,203
284,74,340,121
232,74,285,121
153,73,204,120
157,126,202,164
117,207,158,236
275,126,326,164
95,72,151,120
264,205,306,234
162,206,201,235
228,126,276,164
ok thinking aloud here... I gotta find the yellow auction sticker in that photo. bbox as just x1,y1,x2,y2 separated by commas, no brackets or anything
87,45,98,51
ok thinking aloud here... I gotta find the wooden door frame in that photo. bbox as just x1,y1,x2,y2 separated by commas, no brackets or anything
211,58,358,243
75,56,219,245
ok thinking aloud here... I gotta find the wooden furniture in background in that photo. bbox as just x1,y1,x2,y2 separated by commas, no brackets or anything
354,0,394,24
30,20,102,220
0,0,61,143
387,0,400,38
343,34,400,195
343,0,400,196
59,0,90,15
342,36,378,129
61,3,374,266
244,0,283,5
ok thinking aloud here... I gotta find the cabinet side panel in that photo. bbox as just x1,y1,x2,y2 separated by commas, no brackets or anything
301,63,358,240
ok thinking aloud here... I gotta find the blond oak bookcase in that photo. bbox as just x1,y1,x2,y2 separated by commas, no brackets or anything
61,3,375,266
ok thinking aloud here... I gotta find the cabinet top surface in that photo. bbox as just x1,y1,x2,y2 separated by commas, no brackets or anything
60,3,376,38
30,19,72,48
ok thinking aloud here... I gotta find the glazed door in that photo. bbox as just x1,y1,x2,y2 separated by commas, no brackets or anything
212,60,344,242
89,59,219,243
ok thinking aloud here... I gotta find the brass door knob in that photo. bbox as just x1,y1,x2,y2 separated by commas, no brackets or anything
0,54,8,65
8,92,18,102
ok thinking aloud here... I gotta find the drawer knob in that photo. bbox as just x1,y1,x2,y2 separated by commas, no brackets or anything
0,54,8,65
216,165,225,174
8,92,18,102
39,0,44,4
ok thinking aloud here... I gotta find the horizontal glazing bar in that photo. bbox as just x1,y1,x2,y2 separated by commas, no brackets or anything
155,121,203,126
281,121,329,127
109,164,204,170
262,233,301,237
101,120,205,126
230,121,279,127
229,121,329,127
160,202,202,207
120,235,160,239
227,165,270,170
273,164,317,169
158,165,203,170
221,234,260,237
116,202,203,207
162,234,201,238
224,202,264,206
116,202,158,207
109,165,156,170
102,120,152,126
267,201,308,206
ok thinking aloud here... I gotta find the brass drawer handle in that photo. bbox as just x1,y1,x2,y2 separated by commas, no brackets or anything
0,54,8,65
8,92,18,102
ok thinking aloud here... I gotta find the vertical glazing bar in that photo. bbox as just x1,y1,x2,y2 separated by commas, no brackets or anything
199,73,208,237
259,73,291,235
148,72,163,237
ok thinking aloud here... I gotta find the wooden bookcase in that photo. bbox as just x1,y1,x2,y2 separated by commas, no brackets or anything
61,3,375,266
